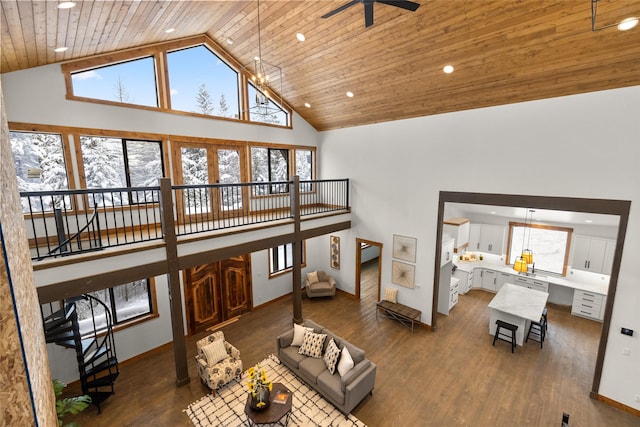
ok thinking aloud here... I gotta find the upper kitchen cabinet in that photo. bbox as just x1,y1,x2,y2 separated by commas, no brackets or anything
469,224,506,255
443,218,470,253
571,235,616,275
441,237,455,267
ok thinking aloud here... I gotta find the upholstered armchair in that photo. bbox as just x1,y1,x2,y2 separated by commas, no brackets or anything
195,331,243,393
304,270,337,298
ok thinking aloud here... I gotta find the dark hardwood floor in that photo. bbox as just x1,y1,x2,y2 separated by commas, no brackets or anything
64,260,638,426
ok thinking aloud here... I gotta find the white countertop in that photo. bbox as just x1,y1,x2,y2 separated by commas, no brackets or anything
454,260,609,295
488,283,549,322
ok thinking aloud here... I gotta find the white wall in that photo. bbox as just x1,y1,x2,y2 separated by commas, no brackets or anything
318,86,640,411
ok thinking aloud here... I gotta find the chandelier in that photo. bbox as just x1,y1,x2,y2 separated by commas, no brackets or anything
242,0,284,119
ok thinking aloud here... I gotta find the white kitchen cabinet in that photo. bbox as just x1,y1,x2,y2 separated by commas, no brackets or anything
472,268,483,289
443,218,470,253
482,269,497,292
572,289,606,321
449,278,460,310
496,272,512,293
441,238,455,267
512,275,548,293
453,268,473,295
572,236,615,275
468,224,506,255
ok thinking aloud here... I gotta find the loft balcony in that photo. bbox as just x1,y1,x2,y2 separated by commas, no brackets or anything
21,178,351,302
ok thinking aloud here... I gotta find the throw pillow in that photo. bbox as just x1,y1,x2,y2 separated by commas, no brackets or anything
337,346,355,377
202,339,228,365
323,338,341,374
307,271,320,284
291,323,314,347
298,331,327,358
383,287,398,304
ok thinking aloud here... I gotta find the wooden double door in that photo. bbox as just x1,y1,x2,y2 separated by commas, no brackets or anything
184,255,252,335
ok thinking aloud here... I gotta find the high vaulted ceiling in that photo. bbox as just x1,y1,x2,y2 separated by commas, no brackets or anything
1,1,639,131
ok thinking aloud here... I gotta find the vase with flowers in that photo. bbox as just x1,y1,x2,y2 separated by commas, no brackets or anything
247,364,272,411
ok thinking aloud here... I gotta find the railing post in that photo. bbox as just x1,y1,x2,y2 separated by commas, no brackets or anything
159,178,190,387
290,176,303,324
53,207,68,255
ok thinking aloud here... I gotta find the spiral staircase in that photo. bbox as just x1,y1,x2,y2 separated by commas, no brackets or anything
42,295,119,413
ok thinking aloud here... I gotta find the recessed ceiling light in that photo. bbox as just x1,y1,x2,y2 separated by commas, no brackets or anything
490,211,496,215
443,65,454,74
165,28,175,34
54,47,68,53
296,33,306,42
226,37,234,45
585,219,593,223
57,2,76,9
304,102,311,108
346,91,354,98
618,17,638,31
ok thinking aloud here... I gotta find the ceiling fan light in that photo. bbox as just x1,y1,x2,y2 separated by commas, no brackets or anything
618,17,638,31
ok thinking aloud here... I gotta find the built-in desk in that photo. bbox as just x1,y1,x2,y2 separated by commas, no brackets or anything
488,283,549,346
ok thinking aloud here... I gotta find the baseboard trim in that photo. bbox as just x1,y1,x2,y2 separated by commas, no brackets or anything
593,393,640,417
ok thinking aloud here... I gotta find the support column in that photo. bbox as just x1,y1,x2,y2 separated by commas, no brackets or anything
290,176,303,324
159,178,190,387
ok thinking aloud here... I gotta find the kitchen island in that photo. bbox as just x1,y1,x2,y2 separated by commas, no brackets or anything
488,283,549,346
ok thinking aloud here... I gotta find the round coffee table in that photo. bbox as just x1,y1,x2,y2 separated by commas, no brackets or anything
244,382,292,426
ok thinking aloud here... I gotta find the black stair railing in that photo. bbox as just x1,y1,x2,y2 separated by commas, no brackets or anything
41,294,119,414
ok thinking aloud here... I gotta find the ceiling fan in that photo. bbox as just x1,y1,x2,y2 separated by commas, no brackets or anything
321,0,420,28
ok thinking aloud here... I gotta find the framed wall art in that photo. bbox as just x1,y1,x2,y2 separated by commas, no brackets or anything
392,234,417,263
391,260,415,289
330,235,340,269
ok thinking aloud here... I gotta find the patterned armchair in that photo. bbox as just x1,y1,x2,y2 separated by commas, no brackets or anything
195,331,243,393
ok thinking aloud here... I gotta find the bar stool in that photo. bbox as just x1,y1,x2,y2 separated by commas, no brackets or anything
542,307,548,331
493,320,518,353
526,315,546,348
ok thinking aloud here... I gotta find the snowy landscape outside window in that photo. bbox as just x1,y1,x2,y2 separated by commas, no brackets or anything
75,279,153,335
181,147,210,214
167,45,240,119
80,136,163,206
508,223,572,275
295,149,313,192
251,147,289,195
71,57,158,107
10,131,70,212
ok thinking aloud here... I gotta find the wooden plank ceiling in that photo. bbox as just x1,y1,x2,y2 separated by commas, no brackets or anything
1,1,639,131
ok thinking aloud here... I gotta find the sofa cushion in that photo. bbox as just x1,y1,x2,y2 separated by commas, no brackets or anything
291,323,314,347
279,345,307,369
307,271,320,284
303,319,325,333
299,331,327,358
308,281,333,293
337,346,354,377
341,341,366,365
202,339,228,365
317,370,345,405
299,356,328,384
323,338,341,374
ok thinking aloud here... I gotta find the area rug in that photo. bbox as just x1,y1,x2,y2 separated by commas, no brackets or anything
185,354,367,427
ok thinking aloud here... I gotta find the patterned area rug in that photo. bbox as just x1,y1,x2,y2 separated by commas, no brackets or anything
185,354,367,427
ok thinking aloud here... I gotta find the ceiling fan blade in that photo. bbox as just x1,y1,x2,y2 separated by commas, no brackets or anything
376,0,420,12
321,0,360,19
364,2,374,27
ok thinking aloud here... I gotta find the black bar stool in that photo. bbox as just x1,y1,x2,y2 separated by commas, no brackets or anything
542,307,548,331
526,314,546,348
493,320,518,353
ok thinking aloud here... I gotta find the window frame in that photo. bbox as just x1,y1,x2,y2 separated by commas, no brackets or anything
61,35,292,129
269,241,307,278
506,222,573,276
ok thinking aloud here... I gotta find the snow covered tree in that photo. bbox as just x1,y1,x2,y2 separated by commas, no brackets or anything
217,93,230,117
113,75,131,103
196,84,214,115
80,136,127,206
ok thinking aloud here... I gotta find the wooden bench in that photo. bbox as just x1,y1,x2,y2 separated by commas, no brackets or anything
376,300,421,332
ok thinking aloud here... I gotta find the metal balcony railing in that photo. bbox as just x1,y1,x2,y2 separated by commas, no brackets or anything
21,178,349,260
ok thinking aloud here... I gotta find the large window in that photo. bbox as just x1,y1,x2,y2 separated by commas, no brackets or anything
71,57,158,107
269,242,306,276
10,131,69,212
295,149,313,192
167,45,240,118
80,136,163,205
251,147,289,194
508,223,572,275
76,279,154,335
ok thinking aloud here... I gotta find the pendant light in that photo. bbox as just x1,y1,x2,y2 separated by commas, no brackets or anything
522,209,534,265
513,208,531,273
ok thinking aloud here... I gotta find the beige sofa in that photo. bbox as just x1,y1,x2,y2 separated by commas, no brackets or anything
304,270,336,298
276,319,377,415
